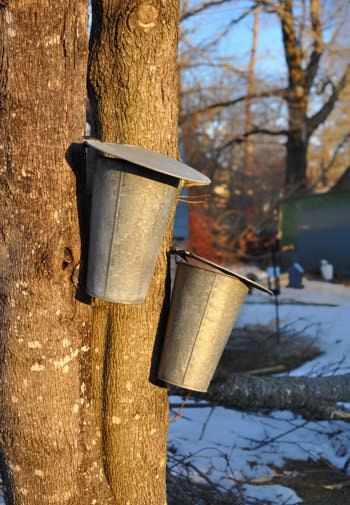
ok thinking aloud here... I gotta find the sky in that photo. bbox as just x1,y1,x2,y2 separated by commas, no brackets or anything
181,1,287,81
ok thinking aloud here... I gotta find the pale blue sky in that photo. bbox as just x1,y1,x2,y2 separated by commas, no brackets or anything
181,2,287,81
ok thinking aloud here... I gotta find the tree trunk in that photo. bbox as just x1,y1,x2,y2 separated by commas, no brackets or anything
280,0,309,191
285,105,309,190
88,1,179,504
244,5,259,177
0,3,112,504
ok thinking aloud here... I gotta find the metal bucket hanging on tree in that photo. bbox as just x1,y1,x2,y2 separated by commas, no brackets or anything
158,250,272,392
85,140,210,304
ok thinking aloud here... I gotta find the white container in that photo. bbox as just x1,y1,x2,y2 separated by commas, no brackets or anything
320,260,334,281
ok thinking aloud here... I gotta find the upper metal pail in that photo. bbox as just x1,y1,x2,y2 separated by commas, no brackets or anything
158,261,249,392
86,156,178,303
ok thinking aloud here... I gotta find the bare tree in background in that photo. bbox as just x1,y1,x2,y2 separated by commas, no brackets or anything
181,0,349,191
244,5,260,177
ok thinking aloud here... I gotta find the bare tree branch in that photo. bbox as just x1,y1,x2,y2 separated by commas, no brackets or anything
307,66,350,133
180,0,236,22
201,4,258,48
179,60,246,75
308,132,350,191
279,0,304,88
204,373,350,420
181,3,258,56
181,88,288,122
326,2,349,49
245,5,260,174
305,0,323,91
258,0,283,17
219,127,288,150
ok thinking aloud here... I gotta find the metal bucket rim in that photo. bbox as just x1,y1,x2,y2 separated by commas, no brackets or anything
158,375,208,393
86,288,146,305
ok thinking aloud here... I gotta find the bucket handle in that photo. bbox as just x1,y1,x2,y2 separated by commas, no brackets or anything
170,248,273,295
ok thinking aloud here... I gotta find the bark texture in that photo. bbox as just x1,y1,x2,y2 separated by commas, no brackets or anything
0,3,112,504
88,1,179,504
206,373,350,420
280,0,309,189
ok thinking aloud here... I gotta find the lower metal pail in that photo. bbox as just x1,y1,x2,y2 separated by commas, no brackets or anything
158,261,249,392
86,156,178,303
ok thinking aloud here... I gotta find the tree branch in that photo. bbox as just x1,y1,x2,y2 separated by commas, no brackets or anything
207,7,258,50
279,0,304,89
181,88,288,123
305,0,323,91
205,373,350,420
307,66,350,133
180,0,236,22
219,127,288,150
308,131,350,191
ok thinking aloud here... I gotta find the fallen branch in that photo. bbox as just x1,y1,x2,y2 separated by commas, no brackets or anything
205,373,350,420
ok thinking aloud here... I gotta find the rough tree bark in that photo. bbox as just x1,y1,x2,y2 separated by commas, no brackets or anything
88,1,179,504
206,373,350,420
280,0,310,189
171,372,350,421
0,2,114,504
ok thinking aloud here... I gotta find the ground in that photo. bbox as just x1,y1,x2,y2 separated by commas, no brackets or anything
168,278,350,504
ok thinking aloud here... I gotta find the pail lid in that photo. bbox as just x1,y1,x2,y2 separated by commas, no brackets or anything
85,139,211,186
172,249,273,295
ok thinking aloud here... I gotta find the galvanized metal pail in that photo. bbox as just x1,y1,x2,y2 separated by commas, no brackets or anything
158,251,272,392
85,141,210,304
86,156,177,303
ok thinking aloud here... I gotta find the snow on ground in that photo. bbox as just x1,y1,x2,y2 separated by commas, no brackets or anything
168,279,350,504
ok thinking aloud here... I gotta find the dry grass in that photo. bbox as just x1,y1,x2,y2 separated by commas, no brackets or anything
167,472,238,505
213,323,322,383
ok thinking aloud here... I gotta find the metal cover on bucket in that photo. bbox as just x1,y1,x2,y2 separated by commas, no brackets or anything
171,249,273,295
85,139,211,186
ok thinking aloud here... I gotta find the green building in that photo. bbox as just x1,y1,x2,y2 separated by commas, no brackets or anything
279,169,350,277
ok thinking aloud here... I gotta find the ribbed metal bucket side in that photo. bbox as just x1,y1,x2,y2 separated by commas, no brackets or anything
87,159,120,298
158,262,249,392
158,264,216,388
87,157,178,303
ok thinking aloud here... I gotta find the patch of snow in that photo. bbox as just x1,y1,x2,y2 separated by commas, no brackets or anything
243,483,302,504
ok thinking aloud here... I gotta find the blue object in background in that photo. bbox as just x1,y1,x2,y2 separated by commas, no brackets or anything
287,262,305,289
173,189,189,241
